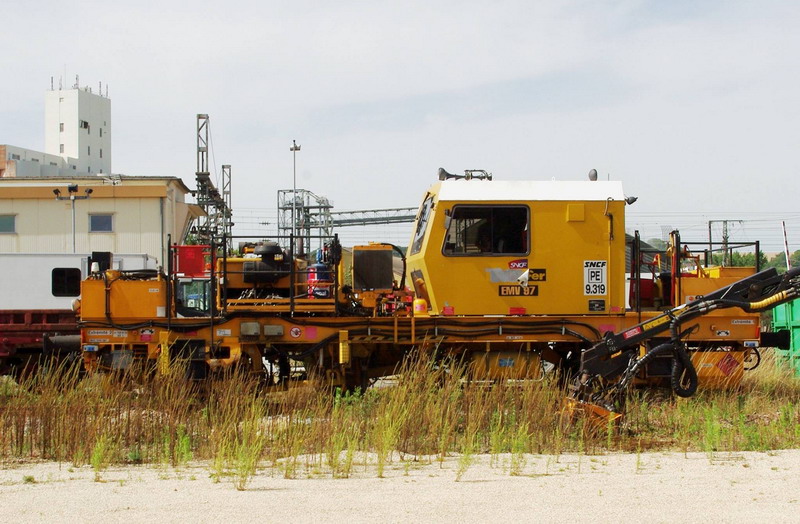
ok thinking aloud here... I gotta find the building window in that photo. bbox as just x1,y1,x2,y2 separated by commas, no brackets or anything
10,153,20,160
89,214,113,233
100,149,103,158
88,146,91,156
442,205,529,256
60,144,64,153
52,268,81,297
0,215,15,233
100,128,103,137
59,122,64,132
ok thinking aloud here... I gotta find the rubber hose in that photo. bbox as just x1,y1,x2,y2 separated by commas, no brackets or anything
619,342,674,390
670,341,698,398
744,347,761,371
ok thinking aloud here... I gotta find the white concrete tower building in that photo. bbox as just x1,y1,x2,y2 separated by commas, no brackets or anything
44,79,111,174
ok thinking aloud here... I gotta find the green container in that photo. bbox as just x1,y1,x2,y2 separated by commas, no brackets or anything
772,299,800,377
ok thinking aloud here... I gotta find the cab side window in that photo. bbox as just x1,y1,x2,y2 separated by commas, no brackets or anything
443,206,528,256
410,195,434,255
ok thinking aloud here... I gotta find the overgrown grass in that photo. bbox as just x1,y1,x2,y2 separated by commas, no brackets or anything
0,350,798,484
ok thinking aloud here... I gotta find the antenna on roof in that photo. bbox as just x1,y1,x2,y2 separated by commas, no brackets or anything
74,75,79,89
50,76,53,90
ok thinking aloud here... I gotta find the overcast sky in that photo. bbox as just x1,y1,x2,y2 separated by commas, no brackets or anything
1,1,798,251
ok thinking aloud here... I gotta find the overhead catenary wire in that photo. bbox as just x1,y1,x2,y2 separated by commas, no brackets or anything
231,205,799,252
627,212,800,253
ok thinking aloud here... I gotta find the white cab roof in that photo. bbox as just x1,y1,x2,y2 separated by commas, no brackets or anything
436,180,626,202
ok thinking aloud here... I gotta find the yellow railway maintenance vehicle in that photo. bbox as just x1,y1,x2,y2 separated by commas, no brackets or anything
75,169,800,415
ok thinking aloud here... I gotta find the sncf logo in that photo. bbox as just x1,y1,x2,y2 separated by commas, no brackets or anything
584,261,607,268
508,259,528,269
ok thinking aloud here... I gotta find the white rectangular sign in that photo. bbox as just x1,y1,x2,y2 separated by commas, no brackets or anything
584,260,607,295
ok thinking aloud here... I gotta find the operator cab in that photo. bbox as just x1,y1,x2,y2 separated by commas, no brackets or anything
175,280,211,317
172,245,213,317
405,169,629,316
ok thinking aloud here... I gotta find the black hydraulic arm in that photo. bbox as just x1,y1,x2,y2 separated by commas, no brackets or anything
579,266,800,389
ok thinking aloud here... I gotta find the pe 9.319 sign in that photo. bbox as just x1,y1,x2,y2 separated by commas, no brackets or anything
584,260,607,295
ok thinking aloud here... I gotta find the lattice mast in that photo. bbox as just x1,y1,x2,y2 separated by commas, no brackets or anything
193,114,233,247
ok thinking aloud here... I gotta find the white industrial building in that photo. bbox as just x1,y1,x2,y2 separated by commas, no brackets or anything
1,78,111,178
44,84,111,174
0,175,202,266
0,78,203,266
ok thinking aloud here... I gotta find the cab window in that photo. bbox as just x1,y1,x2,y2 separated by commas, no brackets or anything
410,194,434,255
176,280,212,317
442,206,528,256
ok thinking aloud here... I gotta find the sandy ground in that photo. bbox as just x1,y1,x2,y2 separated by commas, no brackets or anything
1,451,799,523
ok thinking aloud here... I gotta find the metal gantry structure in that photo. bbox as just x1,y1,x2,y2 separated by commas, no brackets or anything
277,186,416,253
193,114,233,246
221,164,233,240
277,189,334,255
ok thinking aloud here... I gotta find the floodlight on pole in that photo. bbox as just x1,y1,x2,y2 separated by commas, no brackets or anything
54,185,92,253
290,139,301,253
